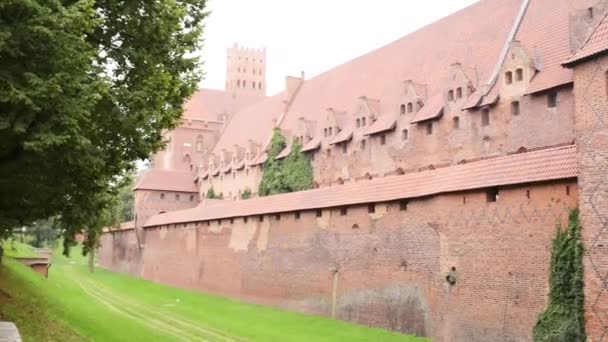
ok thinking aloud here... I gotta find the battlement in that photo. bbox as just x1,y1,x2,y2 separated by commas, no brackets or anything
226,43,266,97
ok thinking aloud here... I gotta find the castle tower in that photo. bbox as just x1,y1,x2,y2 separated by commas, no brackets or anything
225,43,266,96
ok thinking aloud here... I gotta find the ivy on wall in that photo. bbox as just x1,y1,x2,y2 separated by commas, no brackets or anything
258,129,314,196
206,187,216,199
533,208,586,342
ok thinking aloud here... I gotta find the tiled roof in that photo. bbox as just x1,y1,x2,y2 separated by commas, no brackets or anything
564,11,608,66
364,114,397,136
301,136,322,152
329,127,354,145
515,0,573,93
249,153,268,166
134,169,198,193
410,94,444,124
183,88,265,121
479,85,500,107
144,145,577,227
276,145,291,160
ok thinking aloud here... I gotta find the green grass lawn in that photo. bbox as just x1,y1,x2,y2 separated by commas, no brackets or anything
0,241,429,342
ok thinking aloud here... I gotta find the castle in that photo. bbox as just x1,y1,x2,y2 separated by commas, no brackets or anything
100,1,608,341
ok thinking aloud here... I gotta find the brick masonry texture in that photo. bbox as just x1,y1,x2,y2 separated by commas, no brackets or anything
571,54,608,341
99,181,578,341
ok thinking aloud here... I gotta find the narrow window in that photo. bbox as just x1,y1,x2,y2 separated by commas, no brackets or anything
456,87,463,99
453,116,460,129
515,68,523,82
230,218,234,224
329,127,333,135
481,109,490,126
232,172,236,179
175,194,180,200
402,129,409,141
360,139,366,150
400,104,406,115
326,149,331,158
380,134,386,145
259,215,264,222
588,7,594,19
342,143,347,154
324,128,328,137
243,80,246,87
237,80,241,87
190,194,194,201
316,209,322,217
244,217,248,223
295,212,301,220
275,214,281,221
356,118,361,128
407,102,413,113
511,101,520,115
448,89,454,101
340,207,347,216
505,71,513,85
400,200,408,211
486,188,499,202
566,185,570,196
362,117,366,126
547,92,558,108
258,82,262,89
526,190,531,199
368,204,376,213
426,122,433,135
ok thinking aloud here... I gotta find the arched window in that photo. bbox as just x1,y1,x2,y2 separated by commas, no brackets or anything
196,136,204,152
402,129,409,141
515,68,523,82
356,118,361,128
407,103,413,113
505,71,513,85
360,139,366,150
362,117,367,126
237,80,241,87
400,104,406,115
328,127,333,135
511,101,520,115
482,108,490,126
456,87,463,99
453,116,460,129
448,89,454,101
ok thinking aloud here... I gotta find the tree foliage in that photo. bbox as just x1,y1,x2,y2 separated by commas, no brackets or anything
258,129,313,196
0,0,207,254
533,208,586,342
206,187,216,199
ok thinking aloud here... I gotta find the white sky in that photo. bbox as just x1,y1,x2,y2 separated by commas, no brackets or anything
199,0,479,96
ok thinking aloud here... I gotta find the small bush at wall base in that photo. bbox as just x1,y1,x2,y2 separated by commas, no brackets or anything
533,208,586,342
206,187,216,199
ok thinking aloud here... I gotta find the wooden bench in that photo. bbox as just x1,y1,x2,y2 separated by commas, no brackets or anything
0,322,21,342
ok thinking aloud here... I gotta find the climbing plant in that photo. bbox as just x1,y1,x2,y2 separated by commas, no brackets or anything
533,208,586,342
258,129,313,196
206,187,216,199
241,188,252,200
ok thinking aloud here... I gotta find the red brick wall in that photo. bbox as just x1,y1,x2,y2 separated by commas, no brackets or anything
572,54,608,341
99,180,577,341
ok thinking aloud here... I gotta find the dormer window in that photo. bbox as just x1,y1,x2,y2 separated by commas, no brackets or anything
407,103,413,113
356,118,361,128
505,71,513,85
329,127,333,135
456,87,463,99
515,68,523,82
400,104,406,115
588,7,594,19
448,90,454,101
362,117,367,126
324,128,328,137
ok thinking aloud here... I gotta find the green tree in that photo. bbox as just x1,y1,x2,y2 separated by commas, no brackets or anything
533,209,586,342
258,129,313,196
0,0,207,255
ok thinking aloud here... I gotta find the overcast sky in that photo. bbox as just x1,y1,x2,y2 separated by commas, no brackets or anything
199,0,479,96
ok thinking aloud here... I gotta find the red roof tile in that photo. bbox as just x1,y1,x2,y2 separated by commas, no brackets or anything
144,145,577,227
301,136,322,152
329,126,354,145
364,114,397,136
183,88,265,121
276,145,291,160
564,11,608,66
525,66,572,94
134,169,198,193
249,153,268,166
410,94,444,124
479,85,500,106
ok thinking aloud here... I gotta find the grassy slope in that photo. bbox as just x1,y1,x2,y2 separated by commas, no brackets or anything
0,242,429,341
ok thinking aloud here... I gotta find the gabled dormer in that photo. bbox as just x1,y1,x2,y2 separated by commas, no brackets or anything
400,80,427,116
500,41,536,98
294,117,315,144
322,108,345,138
354,97,379,130
445,63,477,108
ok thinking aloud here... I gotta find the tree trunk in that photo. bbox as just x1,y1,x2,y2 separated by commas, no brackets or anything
88,249,95,273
